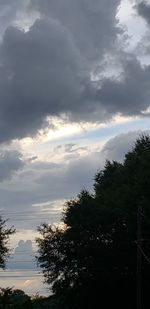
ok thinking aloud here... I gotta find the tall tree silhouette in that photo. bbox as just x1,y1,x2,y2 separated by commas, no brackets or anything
37,136,150,309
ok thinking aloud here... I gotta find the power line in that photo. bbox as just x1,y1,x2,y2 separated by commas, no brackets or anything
8,218,52,222
10,250,34,254
0,212,56,216
0,215,59,221
0,270,41,272
8,260,36,262
0,209,61,215
0,210,51,213
137,205,142,309
136,243,150,265
0,274,42,278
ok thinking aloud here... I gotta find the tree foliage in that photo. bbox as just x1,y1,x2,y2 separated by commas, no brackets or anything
36,136,150,308
0,288,32,308
0,217,15,269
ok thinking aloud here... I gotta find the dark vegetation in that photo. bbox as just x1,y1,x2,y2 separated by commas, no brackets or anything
0,288,32,308
1,136,150,308
0,218,15,269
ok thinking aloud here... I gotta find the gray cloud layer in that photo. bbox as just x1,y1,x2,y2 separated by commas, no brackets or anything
97,55,150,115
30,0,120,62
0,150,25,182
0,17,94,142
0,0,27,35
0,1,149,143
0,130,149,229
137,1,150,24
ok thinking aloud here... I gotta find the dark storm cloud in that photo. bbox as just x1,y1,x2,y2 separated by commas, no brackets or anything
0,0,122,143
0,0,150,143
0,150,25,182
136,1,150,24
0,18,87,142
133,1,150,58
29,0,121,62
97,55,150,116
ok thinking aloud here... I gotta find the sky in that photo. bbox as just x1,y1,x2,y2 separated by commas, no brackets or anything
0,0,150,295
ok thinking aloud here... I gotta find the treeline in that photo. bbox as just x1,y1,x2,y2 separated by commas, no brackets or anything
0,288,57,309
1,136,150,308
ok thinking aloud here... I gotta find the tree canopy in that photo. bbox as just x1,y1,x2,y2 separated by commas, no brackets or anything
36,135,150,309
0,217,15,269
0,288,32,308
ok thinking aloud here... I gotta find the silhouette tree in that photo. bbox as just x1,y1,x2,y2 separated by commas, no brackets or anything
0,288,32,308
36,136,150,309
0,217,15,269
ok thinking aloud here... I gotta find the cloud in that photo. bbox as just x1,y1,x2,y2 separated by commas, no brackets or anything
136,1,150,24
0,0,27,35
0,150,25,182
133,1,150,57
7,239,36,269
101,130,150,162
0,0,123,143
96,55,150,117
1,130,149,230
64,144,76,153
0,1,149,143
40,130,150,197
29,0,121,62
0,18,87,142
0,133,149,235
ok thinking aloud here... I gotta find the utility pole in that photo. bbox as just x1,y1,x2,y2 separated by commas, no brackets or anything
137,206,143,309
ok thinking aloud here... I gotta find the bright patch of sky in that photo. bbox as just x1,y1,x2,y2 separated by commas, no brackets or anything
0,270,49,296
16,115,150,163
118,0,147,49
